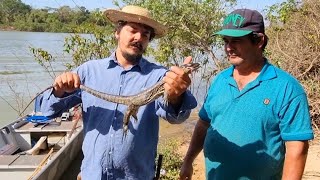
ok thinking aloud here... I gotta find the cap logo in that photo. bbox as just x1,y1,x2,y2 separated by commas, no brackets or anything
223,13,245,27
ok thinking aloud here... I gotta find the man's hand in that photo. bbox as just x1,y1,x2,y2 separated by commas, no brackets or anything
179,161,193,180
53,72,80,97
163,56,192,106
179,119,209,180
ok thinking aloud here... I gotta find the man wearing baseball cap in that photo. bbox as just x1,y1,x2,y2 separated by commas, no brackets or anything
180,9,313,179
40,5,197,180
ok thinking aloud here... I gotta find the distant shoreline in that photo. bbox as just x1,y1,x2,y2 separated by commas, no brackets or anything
0,26,16,31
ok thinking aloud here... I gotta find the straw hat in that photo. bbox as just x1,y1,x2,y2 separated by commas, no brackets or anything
104,5,168,38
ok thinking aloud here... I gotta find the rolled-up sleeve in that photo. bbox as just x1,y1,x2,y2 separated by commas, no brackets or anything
41,88,82,118
279,93,314,141
156,90,197,124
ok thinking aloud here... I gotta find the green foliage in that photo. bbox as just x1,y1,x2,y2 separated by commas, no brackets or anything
266,0,299,25
157,139,183,180
0,0,31,24
29,47,56,79
0,0,31,13
0,1,104,33
63,11,116,69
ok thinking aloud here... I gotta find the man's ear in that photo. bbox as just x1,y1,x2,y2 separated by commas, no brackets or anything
256,33,265,48
115,31,119,40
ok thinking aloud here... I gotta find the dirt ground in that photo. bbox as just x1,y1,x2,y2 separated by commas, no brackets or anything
303,135,320,179
159,115,320,180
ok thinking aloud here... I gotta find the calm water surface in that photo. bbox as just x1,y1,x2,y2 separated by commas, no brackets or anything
0,31,74,126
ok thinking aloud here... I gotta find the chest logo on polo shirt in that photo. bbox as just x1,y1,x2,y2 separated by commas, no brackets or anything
263,98,270,105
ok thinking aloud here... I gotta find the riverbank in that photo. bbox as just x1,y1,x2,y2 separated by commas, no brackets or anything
158,109,205,179
0,26,16,31
304,135,320,179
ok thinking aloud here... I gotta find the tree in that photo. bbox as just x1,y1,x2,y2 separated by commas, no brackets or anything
28,9,48,23
0,0,31,23
266,0,320,130
0,0,31,24
56,5,73,23
73,6,90,25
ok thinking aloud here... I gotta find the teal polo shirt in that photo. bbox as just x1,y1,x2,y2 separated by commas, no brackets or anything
199,61,314,179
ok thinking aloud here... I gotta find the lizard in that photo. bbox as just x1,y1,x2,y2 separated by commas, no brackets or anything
80,62,200,137
20,63,200,137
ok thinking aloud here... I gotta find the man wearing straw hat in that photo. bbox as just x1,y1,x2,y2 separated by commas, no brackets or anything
40,5,197,180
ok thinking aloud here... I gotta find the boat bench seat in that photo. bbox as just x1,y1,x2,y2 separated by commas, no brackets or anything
0,154,46,169
0,143,19,155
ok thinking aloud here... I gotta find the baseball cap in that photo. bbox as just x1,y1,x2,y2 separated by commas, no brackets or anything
215,9,265,37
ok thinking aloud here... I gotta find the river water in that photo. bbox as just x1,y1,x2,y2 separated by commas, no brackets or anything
0,31,72,126
0,31,207,127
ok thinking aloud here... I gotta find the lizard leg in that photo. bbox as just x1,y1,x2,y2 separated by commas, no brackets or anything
122,105,140,139
131,106,139,122
122,108,132,138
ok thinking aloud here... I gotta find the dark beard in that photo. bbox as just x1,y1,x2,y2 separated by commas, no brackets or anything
122,42,145,63
122,52,142,63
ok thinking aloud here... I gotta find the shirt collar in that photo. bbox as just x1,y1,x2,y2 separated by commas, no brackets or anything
257,60,277,81
221,59,277,82
106,52,147,73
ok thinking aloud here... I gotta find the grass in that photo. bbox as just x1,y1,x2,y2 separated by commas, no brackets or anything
157,138,184,180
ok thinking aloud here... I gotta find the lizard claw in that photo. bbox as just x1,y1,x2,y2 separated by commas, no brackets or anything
163,92,169,106
122,125,128,141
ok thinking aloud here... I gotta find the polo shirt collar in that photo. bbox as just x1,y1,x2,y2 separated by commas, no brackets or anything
257,60,277,81
221,59,277,82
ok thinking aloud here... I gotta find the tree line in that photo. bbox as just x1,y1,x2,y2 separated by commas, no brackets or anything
0,0,107,32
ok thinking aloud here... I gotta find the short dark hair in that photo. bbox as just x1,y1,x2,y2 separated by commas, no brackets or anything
248,32,268,51
115,21,156,41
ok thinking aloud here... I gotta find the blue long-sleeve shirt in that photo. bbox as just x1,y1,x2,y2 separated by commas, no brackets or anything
40,53,197,180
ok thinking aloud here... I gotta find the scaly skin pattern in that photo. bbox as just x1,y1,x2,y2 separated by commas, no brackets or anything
79,63,200,137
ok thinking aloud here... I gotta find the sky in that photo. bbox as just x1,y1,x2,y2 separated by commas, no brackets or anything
21,0,286,13
21,0,117,10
